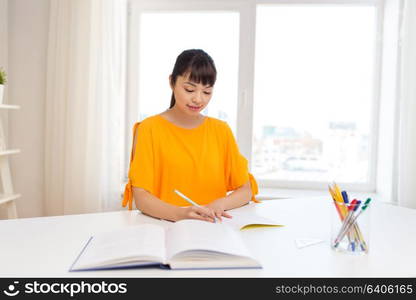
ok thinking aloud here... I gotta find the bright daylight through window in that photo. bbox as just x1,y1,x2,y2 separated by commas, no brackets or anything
252,5,377,185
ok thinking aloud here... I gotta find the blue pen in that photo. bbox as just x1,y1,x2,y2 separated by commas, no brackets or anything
341,190,349,204
341,190,354,249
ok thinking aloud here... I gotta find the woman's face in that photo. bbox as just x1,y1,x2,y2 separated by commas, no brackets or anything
170,74,213,115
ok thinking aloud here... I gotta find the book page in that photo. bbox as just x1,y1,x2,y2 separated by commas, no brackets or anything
165,219,253,261
222,210,282,230
72,224,166,270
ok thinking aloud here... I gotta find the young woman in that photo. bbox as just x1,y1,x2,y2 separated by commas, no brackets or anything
122,49,259,222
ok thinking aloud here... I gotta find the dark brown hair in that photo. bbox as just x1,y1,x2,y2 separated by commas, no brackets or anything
169,49,217,109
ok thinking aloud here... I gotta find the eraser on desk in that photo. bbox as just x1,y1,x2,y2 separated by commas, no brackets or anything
295,238,324,249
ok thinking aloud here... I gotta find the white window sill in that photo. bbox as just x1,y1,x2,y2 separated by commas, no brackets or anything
257,187,383,204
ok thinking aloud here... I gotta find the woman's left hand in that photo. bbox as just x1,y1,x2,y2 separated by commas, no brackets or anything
205,199,232,222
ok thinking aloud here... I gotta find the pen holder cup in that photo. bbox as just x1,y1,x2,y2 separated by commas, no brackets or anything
330,201,370,255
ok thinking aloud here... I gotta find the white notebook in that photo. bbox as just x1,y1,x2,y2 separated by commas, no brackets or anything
70,215,282,271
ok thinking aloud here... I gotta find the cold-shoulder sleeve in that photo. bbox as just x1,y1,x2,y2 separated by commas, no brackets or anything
223,122,260,203
122,121,155,210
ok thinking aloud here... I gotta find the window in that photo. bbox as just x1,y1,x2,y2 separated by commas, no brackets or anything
253,4,379,189
132,9,239,132
127,0,383,191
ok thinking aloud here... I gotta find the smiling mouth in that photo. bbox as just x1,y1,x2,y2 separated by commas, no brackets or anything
187,105,202,110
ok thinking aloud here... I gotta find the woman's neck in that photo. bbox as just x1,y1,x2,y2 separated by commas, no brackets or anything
164,106,204,127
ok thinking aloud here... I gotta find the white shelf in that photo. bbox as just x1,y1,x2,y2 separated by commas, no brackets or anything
0,149,20,156
0,104,20,110
0,103,20,218
0,194,21,205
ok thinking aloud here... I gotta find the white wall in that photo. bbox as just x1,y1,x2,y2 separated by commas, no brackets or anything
376,0,401,204
0,0,7,76
5,0,50,219
0,0,9,219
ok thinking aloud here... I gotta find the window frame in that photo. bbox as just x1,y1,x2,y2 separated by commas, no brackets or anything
126,0,385,193
126,0,250,182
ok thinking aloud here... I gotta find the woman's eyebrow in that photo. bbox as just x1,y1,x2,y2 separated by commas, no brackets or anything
184,81,212,88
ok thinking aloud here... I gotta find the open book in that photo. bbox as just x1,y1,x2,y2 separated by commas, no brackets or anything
70,215,281,271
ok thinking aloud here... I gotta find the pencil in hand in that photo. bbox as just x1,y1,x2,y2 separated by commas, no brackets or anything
174,189,217,223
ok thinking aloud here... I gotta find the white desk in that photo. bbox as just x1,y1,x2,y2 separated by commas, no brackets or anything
1,197,415,277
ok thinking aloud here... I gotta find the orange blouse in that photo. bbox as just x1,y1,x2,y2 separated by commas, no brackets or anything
122,114,259,210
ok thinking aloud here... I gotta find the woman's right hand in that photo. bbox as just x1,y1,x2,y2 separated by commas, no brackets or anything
178,206,216,222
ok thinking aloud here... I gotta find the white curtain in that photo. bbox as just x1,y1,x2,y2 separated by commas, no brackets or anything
45,0,126,215
397,0,416,209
